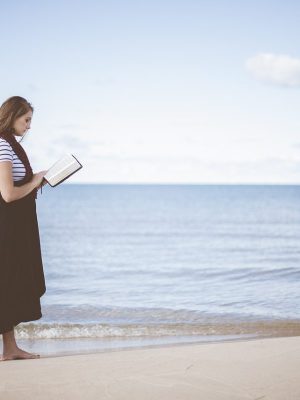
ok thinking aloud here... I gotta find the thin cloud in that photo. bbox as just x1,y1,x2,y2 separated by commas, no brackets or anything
93,78,116,87
245,53,300,87
44,133,91,160
54,133,89,148
27,83,39,92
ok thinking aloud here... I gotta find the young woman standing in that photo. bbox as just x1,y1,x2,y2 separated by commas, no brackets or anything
0,96,48,361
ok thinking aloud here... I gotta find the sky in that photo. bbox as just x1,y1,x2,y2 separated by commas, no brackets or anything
0,0,299,184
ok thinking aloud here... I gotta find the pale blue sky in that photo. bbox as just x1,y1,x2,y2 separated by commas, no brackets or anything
1,0,299,183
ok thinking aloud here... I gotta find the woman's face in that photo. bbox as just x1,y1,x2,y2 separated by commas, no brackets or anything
13,110,33,136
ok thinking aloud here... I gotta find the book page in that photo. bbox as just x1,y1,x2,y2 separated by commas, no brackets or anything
44,154,81,186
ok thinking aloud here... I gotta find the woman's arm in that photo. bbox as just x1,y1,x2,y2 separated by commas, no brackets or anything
0,161,37,202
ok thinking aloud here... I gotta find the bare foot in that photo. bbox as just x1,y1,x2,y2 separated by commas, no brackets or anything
1,348,40,361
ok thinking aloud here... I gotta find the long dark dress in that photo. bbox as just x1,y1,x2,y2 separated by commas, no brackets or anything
0,185,46,334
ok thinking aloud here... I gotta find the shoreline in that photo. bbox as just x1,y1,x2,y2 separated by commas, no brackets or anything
7,327,300,359
23,331,300,359
1,335,300,399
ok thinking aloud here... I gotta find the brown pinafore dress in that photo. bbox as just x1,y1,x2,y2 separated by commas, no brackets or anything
0,161,46,334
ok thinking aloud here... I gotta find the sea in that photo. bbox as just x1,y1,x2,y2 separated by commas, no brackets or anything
5,184,300,357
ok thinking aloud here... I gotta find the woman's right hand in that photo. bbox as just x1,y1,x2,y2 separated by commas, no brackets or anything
32,170,48,188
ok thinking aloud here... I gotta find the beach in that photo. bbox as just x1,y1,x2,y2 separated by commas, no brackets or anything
1,184,300,398
1,335,300,399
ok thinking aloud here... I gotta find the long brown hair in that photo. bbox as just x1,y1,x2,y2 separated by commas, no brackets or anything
0,96,38,198
0,96,34,140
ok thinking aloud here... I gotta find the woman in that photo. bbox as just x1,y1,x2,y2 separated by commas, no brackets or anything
0,96,47,361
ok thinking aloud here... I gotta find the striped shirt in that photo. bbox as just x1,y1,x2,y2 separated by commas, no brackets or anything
0,137,26,182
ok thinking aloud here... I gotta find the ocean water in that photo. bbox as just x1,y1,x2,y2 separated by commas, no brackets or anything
8,184,300,355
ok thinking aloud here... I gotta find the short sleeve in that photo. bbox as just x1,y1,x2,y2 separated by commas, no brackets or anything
0,139,13,163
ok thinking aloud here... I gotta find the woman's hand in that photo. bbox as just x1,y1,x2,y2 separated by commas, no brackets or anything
37,179,48,190
32,170,48,189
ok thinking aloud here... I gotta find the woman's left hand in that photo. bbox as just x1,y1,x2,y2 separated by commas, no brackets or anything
37,178,48,190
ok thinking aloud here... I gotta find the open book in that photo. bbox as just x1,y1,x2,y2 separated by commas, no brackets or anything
42,154,83,187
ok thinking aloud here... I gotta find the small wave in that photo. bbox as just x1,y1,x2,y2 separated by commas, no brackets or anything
15,319,300,340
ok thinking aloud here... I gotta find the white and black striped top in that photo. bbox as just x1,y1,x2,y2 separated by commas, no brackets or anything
0,137,26,181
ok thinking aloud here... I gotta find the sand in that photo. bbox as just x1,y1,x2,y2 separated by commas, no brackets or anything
1,335,300,400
